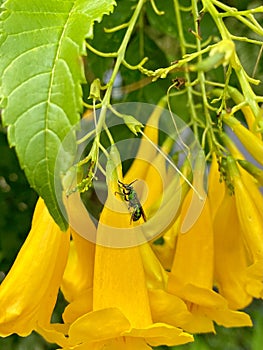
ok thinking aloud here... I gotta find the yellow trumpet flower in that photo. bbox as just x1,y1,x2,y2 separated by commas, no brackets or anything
211,154,263,307
165,156,252,333
213,187,253,309
0,199,70,337
36,143,194,349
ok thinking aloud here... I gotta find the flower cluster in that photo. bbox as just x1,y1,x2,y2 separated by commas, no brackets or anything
0,112,262,350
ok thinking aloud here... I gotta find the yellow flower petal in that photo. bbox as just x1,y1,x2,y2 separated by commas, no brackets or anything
64,308,193,350
167,178,252,331
151,224,177,271
139,243,168,290
213,191,252,309
36,323,69,348
178,311,215,334
124,323,193,347
208,153,225,220
246,261,263,298
142,152,166,214
228,157,263,262
68,308,131,344
97,337,152,350
179,285,252,329
149,289,193,329
61,230,95,302
0,198,70,336
168,283,227,308
93,243,152,328
39,309,131,349
205,307,252,328
62,288,93,324
124,105,161,183
169,194,214,289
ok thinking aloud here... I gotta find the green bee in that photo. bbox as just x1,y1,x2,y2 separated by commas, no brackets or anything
115,179,147,224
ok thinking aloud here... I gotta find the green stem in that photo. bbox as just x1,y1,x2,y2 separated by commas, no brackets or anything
191,0,219,153
203,0,263,124
173,0,199,139
91,0,146,158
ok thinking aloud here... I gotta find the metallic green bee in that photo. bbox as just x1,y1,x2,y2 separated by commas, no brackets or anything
115,179,147,224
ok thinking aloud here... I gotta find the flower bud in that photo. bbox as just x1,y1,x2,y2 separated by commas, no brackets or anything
223,115,263,165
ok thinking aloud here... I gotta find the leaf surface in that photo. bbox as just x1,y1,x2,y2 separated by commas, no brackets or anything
0,0,116,230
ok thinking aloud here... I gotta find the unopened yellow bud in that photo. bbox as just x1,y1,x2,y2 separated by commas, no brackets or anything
223,115,263,165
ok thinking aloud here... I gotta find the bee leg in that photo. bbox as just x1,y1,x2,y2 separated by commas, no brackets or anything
141,208,147,222
115,191,125,197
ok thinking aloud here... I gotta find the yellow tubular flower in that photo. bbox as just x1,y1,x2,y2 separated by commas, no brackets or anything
208,153,252,309
90,158,193,348
221,133,263,220
0,198,70,337
37,160,193,349
76,208,193,348
166,157,252,333
213,187,253,309
227,157,263,298
228,157,263,262
212,154,263,306
58,189,96,318
61,228,95,303
36,131,194,349
150,156,193,270
60,229,95,325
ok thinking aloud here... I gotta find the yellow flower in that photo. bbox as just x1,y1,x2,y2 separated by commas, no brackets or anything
32,109,193,349
36,160,193,349
150,155,192,270
164,157,252,333
60,227,95,324
0,198,70,336
227,156,263,298
212,182,253,309
91,221,193,349
61,228,95,303
210,154,263,308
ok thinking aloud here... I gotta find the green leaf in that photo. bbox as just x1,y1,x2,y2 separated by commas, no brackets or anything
0,0,116,230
